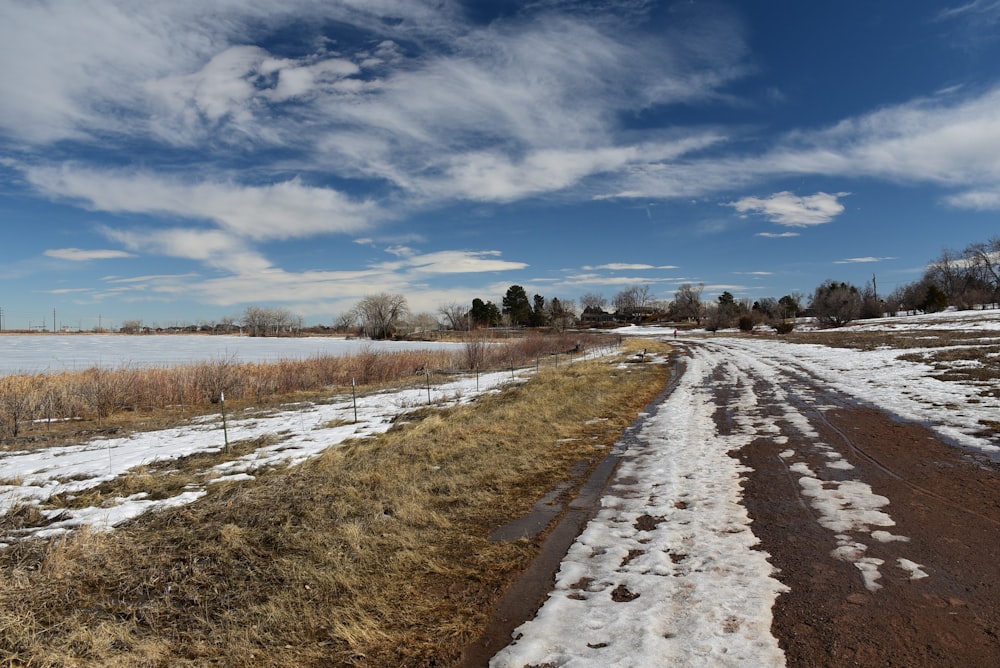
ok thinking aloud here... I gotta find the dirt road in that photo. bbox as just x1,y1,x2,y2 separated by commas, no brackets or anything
712,344,1000,667
481,338,1000,666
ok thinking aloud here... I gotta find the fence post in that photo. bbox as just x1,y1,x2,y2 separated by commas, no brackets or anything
221,391,230,454
352,378,358,423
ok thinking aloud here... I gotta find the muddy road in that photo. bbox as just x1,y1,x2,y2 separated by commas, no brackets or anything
483,338,1000,666
696,338,1000,667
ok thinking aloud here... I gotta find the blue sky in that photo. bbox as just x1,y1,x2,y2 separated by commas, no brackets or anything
2,0,1000,330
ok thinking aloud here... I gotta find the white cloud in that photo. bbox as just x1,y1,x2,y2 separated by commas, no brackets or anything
834,256,897,264
102,226,272,274
728,191,848,227
373,250,528,275
88,249,527,314
400,250,528,275
3,1,747,203
0,1,460,144
945,189,1000,210
561,274,676,287
582,263,679,271
8,2,1000,218
606,85,1000,205
27,166,378,241
45,248,134,261
756,232,799,238
584,263,651,271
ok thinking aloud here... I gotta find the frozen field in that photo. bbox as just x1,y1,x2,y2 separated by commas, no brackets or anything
0,334,463,375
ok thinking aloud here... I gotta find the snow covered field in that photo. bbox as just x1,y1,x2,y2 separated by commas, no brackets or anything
0,334,462,375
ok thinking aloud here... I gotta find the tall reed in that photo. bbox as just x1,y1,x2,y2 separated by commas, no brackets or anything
0,333,617,441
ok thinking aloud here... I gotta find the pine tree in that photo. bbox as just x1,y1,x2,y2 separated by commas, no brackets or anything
502,285,531,326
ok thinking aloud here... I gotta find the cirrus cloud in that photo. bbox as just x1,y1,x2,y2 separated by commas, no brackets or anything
45,248,134,261
834,256,897,264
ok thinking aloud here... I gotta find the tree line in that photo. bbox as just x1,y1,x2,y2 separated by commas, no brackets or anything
111,235,1000,337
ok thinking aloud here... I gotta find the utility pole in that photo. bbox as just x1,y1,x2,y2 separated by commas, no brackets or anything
872,273,878,300
53,308,57,333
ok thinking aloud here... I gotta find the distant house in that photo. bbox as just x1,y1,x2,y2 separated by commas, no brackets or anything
614,306,663,323
580,309,616,325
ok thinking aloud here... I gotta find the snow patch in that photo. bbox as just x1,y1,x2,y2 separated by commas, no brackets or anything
897,558,929,580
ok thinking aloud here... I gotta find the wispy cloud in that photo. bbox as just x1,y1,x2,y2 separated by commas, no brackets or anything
935,0,1000,22
728,191,848,227
44,248,134,261
7,1,1000,319
582,263,680,271
27,167,378,242
1,1,752,300
68,246,529,316
834,256,897,264
756,232,799,238
373,250,528,275
606,84,1000,206
945,189,1000,210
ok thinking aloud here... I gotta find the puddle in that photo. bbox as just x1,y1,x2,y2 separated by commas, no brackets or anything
489,481,575,542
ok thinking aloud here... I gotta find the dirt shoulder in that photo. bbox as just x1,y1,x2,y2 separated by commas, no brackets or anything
739,402,1000,667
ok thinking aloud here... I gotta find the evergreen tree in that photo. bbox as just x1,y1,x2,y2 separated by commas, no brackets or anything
469,298,501,327
502,285,531,326
530,294,547,327
778,294,801,319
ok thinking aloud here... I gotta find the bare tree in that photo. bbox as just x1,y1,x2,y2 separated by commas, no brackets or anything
352,293,409,340
438,302,469,331
546,298,577,331
580,292,607,313
219,315,237,334
120,320,144,335
334,311,358,334
860,280,883,319
243,306,298,337
408,312,441,334
966,237,1000,304
0,376,37,438
671,283,704,324
754,297,781,325
925,248,975,308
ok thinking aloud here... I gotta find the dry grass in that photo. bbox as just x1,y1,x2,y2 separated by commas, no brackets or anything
0,338,669,667
785,328,996,352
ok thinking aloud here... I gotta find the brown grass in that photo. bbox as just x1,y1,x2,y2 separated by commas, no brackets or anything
0,338,669,667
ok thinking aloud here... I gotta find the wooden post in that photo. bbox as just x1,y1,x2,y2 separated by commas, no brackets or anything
221,391,230,454
352,378,358,423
